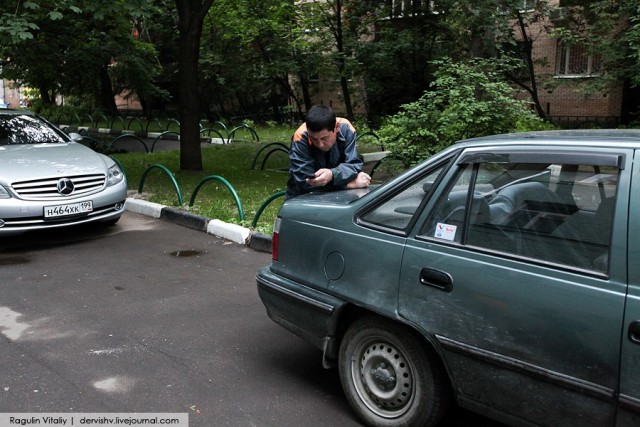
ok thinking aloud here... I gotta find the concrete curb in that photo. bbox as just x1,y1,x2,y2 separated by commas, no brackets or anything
62,126,180,140
124,198,164,218
61,126,222,144
125,197,272,253
207,219,251,244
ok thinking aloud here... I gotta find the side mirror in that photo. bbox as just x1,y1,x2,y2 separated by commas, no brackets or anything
68,132,83,142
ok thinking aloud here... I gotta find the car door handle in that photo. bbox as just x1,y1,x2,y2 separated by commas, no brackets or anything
419,268,453,292
628,321,640,344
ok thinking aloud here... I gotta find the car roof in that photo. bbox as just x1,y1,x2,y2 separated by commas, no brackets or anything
0,108,36,116
457,129,640,149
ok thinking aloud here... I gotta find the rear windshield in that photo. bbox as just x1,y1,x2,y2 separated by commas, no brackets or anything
0,114,69,145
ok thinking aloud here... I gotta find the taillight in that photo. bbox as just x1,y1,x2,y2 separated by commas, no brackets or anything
272,217,281,261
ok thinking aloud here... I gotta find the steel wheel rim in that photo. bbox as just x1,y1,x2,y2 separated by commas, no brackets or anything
350,337,416,419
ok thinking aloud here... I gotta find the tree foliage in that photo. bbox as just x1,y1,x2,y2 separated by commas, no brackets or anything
2,0,639,149
198,0,305,120
378,58,551,167
346,1,446,122
0,0,164,115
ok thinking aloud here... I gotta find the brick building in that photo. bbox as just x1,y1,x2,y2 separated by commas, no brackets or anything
0,78,23,109
512,0,633,127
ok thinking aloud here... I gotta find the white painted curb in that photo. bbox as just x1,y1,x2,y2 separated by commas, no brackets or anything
125,197,253,245
124,198,165,219
207,219,251,244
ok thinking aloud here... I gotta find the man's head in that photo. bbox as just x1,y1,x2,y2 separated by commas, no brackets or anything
305,105,338,152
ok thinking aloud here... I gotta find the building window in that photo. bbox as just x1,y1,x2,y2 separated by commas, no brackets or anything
389,0,433,18
555,41,601,77
498,0,536,15
559,0,590,6
519,0,536,11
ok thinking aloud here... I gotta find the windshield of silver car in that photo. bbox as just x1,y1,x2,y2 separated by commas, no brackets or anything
0,114,68,145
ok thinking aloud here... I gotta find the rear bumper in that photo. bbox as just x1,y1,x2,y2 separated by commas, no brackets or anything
256,266,347,357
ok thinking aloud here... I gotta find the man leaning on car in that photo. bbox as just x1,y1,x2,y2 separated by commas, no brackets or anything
286,105,371,199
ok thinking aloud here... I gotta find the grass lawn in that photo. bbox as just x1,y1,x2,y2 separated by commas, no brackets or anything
111,124,388,234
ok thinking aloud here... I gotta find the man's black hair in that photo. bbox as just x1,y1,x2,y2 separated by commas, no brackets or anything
305,105,336,132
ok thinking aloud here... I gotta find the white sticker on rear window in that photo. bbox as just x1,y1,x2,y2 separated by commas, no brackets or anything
435,223,457,241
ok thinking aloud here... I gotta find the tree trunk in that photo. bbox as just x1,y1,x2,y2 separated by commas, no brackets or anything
38,84,53,105
339,74,353,120
296,72,312,112
176,0,215,172
514,12,546,119
99,65,119,116
332,0,354,121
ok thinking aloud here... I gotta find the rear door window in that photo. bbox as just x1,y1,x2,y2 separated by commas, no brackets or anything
358,164,449,233
420,150,621,274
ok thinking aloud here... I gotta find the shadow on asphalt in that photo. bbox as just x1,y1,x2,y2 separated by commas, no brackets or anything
0,222,119,253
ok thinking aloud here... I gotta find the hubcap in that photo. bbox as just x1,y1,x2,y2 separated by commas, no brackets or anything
353,340,414,417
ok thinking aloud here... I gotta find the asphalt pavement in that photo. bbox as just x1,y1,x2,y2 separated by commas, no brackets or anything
0,211,501,427
0,212,361,426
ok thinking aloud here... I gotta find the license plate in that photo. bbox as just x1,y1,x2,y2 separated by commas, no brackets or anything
44,201,93,218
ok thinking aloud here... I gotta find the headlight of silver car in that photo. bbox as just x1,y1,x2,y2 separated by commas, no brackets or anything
0,185,11,199
107,164,125,186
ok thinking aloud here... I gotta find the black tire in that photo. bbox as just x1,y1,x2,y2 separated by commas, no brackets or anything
338,317,449,427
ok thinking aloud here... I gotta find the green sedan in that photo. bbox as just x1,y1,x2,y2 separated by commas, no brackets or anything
257,129,640,427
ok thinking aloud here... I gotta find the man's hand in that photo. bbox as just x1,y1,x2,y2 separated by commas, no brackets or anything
346,172,371,189
306,168,333,187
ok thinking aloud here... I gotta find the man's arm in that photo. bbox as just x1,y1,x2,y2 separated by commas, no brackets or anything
288,136,318,194
330,120,364,187
346,171,372,189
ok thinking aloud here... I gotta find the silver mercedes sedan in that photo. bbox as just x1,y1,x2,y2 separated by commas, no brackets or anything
0,109,127,235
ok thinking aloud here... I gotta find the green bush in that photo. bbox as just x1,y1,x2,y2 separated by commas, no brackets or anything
378,58,553,167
